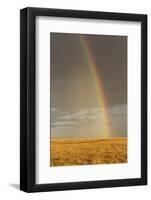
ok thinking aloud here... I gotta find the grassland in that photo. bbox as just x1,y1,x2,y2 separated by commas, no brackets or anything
50,137,127,166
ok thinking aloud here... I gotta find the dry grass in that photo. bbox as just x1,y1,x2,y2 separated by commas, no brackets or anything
50,137,127,166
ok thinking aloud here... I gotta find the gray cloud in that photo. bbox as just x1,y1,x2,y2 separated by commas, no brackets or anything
51,104,127,128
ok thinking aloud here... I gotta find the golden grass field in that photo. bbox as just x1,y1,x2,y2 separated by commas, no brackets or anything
50,137,127,166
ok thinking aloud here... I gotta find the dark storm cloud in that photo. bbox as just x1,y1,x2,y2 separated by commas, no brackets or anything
51,33,127,110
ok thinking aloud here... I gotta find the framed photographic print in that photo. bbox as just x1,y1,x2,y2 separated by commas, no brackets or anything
20,7,147,192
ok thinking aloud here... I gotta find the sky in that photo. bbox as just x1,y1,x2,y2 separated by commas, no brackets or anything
50,33,127,139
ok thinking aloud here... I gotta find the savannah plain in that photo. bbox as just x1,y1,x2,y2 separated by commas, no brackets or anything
51,138,127,166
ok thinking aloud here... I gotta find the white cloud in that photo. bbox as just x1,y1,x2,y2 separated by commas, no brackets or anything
52,121,78,126
60,108,89,120
60,107,105,121
109,104,127,116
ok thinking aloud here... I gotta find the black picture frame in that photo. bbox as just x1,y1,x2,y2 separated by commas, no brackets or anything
20,7,147,192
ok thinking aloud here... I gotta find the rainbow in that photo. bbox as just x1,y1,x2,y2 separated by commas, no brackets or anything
79,35,111,138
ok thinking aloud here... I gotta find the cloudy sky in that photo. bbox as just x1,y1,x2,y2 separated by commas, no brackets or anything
50,33,127,139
